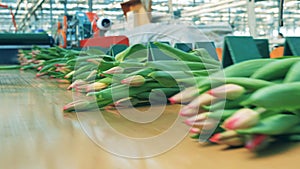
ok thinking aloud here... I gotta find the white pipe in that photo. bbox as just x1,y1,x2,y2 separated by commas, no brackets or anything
182,1,247,17
247,0,257,37
168,0,173,16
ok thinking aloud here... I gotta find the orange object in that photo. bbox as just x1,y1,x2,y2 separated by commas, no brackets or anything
56,19,67,48
86,12,100,36
121,0,142,18
9,8,17,32
79,36,129,48
0,4,8,8
0,3,17,32
57,21,62,29
216,48,223,61
270,46,284,58
57,29,67,48
63,15,68,32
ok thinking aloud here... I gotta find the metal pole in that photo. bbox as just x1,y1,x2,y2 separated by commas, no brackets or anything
88,0,92,12
278,0,284,33
63,1,67,15
247,0,257,37
228,8,231,24
168,0,173,17
49,0,53,35
18,0,45,31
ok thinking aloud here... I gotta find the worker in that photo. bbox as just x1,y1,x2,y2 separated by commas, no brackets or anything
277,32,284,39
274,32,285,48
270,32,285,58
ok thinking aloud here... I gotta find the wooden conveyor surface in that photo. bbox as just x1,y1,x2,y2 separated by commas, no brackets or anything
0,70,299,169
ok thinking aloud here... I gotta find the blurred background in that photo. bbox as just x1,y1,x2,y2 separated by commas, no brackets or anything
0,0,298,38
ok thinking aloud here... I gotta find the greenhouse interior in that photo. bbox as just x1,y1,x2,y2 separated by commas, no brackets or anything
1,0,300,169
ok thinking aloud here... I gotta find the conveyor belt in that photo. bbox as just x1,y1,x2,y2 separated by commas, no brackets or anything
0,70,300,169
0,71,33,92
0,33,53,65
0,33,52,46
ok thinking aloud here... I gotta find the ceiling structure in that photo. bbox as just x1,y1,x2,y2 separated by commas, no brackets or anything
0,0,298,37
180,0,300,37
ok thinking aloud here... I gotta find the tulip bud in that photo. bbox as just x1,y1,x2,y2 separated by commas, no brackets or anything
56,79,71,84
179,106,199,117
36,72,47,77
210,130,244,147
37,66,43,71
67,79,86,90
168,86,199,104
187,93,218,109
18,53,25,57
85,70,98,80
114,97,140,107
87,58,101,65
220,137,244,147
184,112,210,125
207,84,246,100
103,66,124,74
54,63,67,67
75,84,90,93
223,108,260,130
55,67,68,74
189,127,201,134
185,118,218,131
64,70,75,79
245,134,272,151
86,82,108,92
63,100,90,112
121,75,145,87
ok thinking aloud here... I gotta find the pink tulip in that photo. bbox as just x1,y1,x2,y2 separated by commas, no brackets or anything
207,84,245,100
168,86,199,104
103,66,124,74
210,130,244,147
245,134,271,151
223,108,259,130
